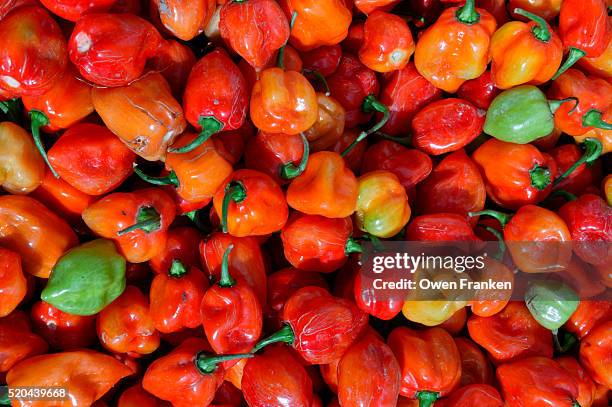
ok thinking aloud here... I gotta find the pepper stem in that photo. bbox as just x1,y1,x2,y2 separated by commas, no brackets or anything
345,237,363,255
552,329,578,353
168,116,223,153
553,138,603,186
483,226,506,261
416,391,440,407
218,244,235,287
529,164,552,190
582,109,612,130
169,259,188,277
221,181,247,233
29,110,59,179
548,97,579,114
468,210,512,227
552,47,587,80
195,352,253,374
277,11,298,69
281,133,309,179
133,163,179,187
117,206,162,236
513,8,551,42
548,190,577,201
341,95,390,157
455,0,480,24
251,324,295,353
303,69,330,96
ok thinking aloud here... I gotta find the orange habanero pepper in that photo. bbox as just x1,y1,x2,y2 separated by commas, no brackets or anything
0,249,27,317
153,0,215,40
0,121,44,194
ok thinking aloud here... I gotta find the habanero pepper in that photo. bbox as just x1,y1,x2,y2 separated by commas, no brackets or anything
456,70,500,110
0,121,44,194
244,131,307,185
0,310,48,374
580,320,612,389
30,300,96,351
354,268,405,320
524,280,579,333
564,300,611,340
436,384,503,407
550,143,601,195
153,0,215,41
149,227,202,274
267,267,328,319
93,73,186,162
557,356,597,407
304,93,346,152
82,188,177,263
414,0,497,93
0,0,37,19
152,40,196,100
359,11,414,73
39,0,115,21
577,38,612,80
68,13,166,87
508,0,561,21
0,249,26,318
301,45,342,77
0,195,78,278
355,0,400,14
454,337,494,386
405,213,481,242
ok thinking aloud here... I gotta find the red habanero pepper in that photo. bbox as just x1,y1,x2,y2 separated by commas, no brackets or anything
143,338,252,407
405,213,481,242
437,384,503,407
0,0,37,19
414,0,497,93
564,300,611,340
201,245,263,357
244,131,307,185
82,188,176,263
496,357,581,407
0,248,27,317
69,13,165,87
149,261,208,334
242,345,314,407
118,382,169,407
39,0,115,21
472,139,556,209
151,40,196,100
213,169,288,237
557,356,597,407
47,123,135,195
175,49,248,154
359,11,415,73
281,213,357,273
387,327,461,406
301,45,342,77
354,269,405,320
454,337,493,386
287,151,358,218
0,6,67,96
467,302,553,364
153,0,215,41
304,93,346,152
267,267,328,318
97,285,160,356
219,0,290,70
361,141,433,192
457,70,500,110
355,0,400,14
508,0,561,21
343,21,365,54
0,310,48,373
412,98,485,156
550,143,601,195
580,320,612,389
149,227,202,275
554,0,612,79
211,381,243,407
30,301,96,350
200,232,268,306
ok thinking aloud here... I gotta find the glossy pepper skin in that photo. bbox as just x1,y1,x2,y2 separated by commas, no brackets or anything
0,122,44,194
457,70,500,110
267,268,328,317
304,93,346,152
438,384,503,407
524,280,579,331
30,301,96,350
0,249,27,317
489,9,562,89
508,0,561,21
39,0,115,21
149,227,202,275
405,213,481,242
287,151,358,218
97,285,160,356
219,0,290,69
7,350,132,407
0,6,67,96
414,0,497,93
354,267,405,320
68,13,165,87
280,0,352,51
387,327,461,405
497,357,580,407
281,213,354,273
359,11,414,73
557,356,597,407
454,337,493,386
93,73,186,162
251,67,318,135
564,300,612,340
0,195,78,278
412,98,485,156
577,39,612,80
550,143,600,195
242,346,314,407
0,311,48,374
213,169,288,237
467,302,553,364
472,139,555,209
301,45,342,77
47,123,135,195
244,131,305,185
549,69,612,136
580,321,612,389
82,188,177,263
153,0,214,41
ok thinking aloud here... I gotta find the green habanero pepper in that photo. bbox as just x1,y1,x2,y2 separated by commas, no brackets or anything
525,279,579,331
484,85,577,144
41,239,126,316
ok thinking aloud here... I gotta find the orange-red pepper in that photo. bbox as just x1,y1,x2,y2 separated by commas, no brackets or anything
557,356,597,407
244,131,306,185
359,11,414,73
148,226,202,275
0,310,48,374
0,249,27,318
153,0,214,40
0,121,44,194
580,320,612,389
30,300,96,351
304,93,346,152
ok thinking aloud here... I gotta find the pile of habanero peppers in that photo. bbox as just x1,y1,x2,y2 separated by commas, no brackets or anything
0,0,611,405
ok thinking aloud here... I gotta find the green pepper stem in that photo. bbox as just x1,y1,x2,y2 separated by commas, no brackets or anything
552,47,587,80
133,163,179,187
29,110,59,179
529,164,552,191
483,226,506,261
303,69,330,96
468,210,513,227
455,0,480,24
168,116,222,153
513,8,551,42
548,97,579,115
345,237,363,255
548,190,577,201
221,181,247,234
277,11,298,69
281,133,309,179
582,109,612,130
117,206,161,236
169,259,188,277
251,324,295,353
195,352,253,374
416,391,440,407
553,138,603,186
552,329,578,353
572,401,581,407
341,95,390,157
218,244,235,287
